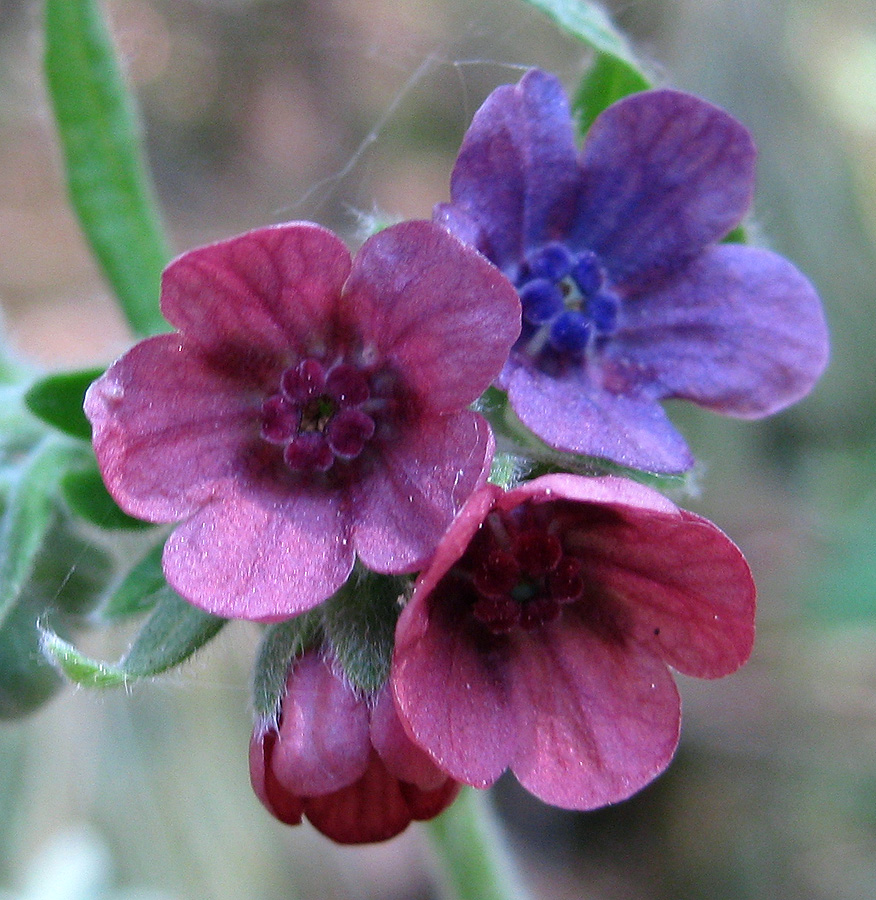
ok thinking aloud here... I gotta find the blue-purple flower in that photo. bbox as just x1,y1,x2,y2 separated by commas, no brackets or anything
435,69,829,473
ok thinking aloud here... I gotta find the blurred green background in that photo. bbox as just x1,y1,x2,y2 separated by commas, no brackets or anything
1,0,875,897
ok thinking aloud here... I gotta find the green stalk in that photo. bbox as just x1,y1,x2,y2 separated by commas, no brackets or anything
425,788,533,900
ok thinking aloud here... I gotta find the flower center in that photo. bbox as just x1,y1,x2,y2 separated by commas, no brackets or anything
260,358,377,473
514,242,620,364
465,508,584,634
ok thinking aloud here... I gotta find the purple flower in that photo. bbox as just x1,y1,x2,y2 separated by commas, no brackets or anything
391,474,756,810
250,650,459,844
435,69,829,473
85,221,520,620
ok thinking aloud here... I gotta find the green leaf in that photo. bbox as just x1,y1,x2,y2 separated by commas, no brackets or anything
573,50,651,131
24,367,104,441
0,594,65,718
252,614,323,720
44,0,171,337
122,592,226,675
322,568,407,695
521,0,652,131
100,541,168,620
42,591,226,688
0,439,87,630
61,465,152,530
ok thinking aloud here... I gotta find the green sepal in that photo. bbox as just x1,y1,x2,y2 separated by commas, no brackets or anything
100,541,168,620
24,367,104,441
522,0,652,132
44,0,171,337
61,465,153,531
41,591,226,688
322,567,408,695
252,613,323,721
573,50,651,132
0,438,89,630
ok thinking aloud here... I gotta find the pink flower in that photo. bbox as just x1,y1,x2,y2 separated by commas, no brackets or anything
250,651,459,844
391,474,756,810
85,221,520,620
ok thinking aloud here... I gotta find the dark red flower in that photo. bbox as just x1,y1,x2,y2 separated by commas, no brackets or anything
392,474,756,810
250,651,459,843
85,221,520,620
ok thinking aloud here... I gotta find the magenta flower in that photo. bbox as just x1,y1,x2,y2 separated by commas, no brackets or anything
85,221,520,620
435,69,829,473
250,650,459,843
391,474,756,810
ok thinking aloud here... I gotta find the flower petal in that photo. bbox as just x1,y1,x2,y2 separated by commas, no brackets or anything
571,510,756,678
353,411,493,574
370,686,449,791
303,750,454,844
440,69,580,271
508,617,681,810
392,576,518,790
271,653,371,796
162,478,354,620
85,334,258,522
502,360,695,473
343,221,520,413
609,244,830,416
249,729,305,826
161,222,352,357
504,475,756,677
572,90,756,281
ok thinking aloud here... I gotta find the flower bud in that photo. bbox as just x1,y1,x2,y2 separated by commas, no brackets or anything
250,650,458,844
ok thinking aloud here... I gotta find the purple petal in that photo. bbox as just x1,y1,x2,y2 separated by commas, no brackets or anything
85,334,258,522
609,244,830,416
161,222,351,357
508,617,681,810
343,221,520,413
272,653,371,796
440,69,580,271
352,411,493,574
572,90,756,281
162,479,354,620
502,359,695,473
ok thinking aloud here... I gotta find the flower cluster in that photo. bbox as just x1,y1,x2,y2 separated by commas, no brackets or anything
86,69,827,843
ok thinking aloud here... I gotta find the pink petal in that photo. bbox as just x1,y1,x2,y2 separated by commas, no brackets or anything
352,411,494,574
271,653,371,796
573,510,756,678
85,334,258,522
303,750,421,844
508,616,681,809
392,577,518,789
342,221,520,413
249,729,304,826
162,478,354,620
370,686,448,791
504,475,755,677
161,222,351,357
